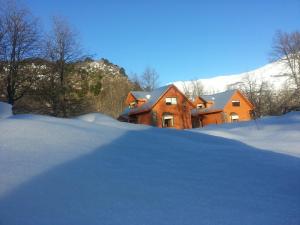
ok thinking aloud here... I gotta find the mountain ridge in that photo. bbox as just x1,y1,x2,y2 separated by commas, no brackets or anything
172,60,292,94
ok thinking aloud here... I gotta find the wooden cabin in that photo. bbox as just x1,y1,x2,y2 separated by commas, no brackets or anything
191,90,254,128
118,85,195,129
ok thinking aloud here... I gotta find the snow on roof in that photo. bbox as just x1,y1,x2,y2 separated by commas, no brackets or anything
202,89,236,109
122,85,172,115
191,89,237,116
192,90,241,116
130,91,151,99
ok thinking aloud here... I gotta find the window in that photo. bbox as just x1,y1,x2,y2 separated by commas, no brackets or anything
232,100,240,107
129,101,137,109
165,97,177,105
197,104,204,109
230,112,239,122
162,113,174,127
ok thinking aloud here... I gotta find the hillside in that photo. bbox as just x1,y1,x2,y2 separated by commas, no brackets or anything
173,60,292,94
3,57,137,118
81,58,127,77
0,103,299,225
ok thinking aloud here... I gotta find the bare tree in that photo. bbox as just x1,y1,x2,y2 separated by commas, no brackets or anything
181,81,192,99
0,15,5,99
0,15,5,58
0,1,40,105
43,16,82,116
239,74,282,117
129,72,143,91
272,30,300,106
237,31,300,117
240,74,258,106
191,79,204,98
140,67,159,91
181,79,204,100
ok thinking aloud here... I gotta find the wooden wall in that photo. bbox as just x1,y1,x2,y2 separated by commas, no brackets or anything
223,91,253,122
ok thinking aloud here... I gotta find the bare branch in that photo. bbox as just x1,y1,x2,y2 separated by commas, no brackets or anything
140,67,159,91
271,30,300,90
0,0,40,105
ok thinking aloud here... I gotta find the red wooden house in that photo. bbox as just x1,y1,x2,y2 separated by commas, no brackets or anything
118,84,195,129
191,89,254,128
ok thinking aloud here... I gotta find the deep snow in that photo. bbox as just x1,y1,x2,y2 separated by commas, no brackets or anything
193,112,300,158
0,107,299,225
0,102,12,119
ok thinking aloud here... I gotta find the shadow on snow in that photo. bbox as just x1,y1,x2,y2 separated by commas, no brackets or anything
0,127,300,225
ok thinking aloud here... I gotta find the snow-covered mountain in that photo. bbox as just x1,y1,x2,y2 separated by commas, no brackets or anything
173,60,292,94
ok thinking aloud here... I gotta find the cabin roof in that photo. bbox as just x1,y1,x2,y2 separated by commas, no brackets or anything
191,107,223,116
201,89,236,110
191,89,237,116
121,85,173,116
130,91,151,100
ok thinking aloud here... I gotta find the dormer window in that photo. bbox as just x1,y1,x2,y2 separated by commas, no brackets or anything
165,97,177,105
129,101,137,109
197,104,204,109
232,100,240,107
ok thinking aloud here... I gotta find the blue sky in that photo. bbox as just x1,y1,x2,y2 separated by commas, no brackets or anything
26,0,300,84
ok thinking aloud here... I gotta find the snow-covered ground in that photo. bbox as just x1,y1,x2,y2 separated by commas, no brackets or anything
0,104,300,225
192,112,300,158
0,102,12,119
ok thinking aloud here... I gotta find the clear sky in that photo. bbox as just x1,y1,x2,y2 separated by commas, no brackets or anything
26,0,300,84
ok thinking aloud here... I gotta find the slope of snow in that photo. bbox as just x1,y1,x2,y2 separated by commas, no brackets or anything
192,112,300,158
77,113,149,130
173,60,291,94
0,112,300,225
0,102,12,119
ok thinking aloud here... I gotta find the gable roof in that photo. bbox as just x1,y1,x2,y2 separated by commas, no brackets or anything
194,96,208,104
191,107,223,116
121,84,194,116
201,89,236,110
192,89,236,116
192,89,253,116
121,85,173,116
130,91,151,100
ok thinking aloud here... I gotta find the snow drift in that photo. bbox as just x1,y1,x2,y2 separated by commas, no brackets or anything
0,102,12,119
193,112,300,158
0,111,299,225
